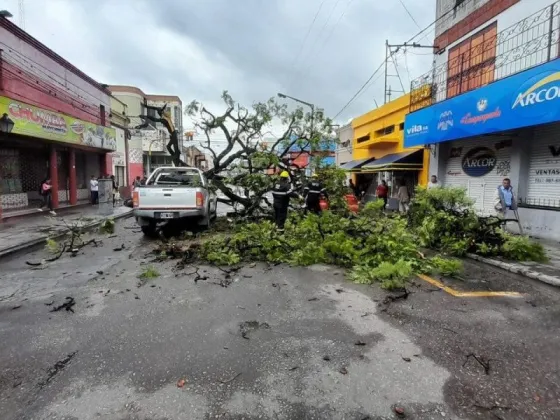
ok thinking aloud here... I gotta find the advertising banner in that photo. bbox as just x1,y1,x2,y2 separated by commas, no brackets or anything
0,96,116,151
404,59,560,147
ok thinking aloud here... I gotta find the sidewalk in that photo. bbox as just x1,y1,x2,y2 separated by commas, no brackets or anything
468,238,560,287
0,205,133,259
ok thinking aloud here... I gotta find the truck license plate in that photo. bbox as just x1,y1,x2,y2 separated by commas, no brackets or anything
159,212,175,219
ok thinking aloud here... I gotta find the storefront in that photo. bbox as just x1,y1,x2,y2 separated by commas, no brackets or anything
0,96,116,217
347,94,429,204
404,58,560,240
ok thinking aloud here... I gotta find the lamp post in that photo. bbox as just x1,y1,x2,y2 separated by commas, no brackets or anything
0,113,15,133
277,93,316,138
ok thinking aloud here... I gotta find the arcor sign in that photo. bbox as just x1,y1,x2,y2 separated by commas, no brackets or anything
461,147,497,177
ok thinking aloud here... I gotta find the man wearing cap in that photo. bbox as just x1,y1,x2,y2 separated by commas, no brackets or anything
271,171,299,231
304,173,328,214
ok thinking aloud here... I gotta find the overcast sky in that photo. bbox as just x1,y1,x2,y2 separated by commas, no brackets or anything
3,0,436,130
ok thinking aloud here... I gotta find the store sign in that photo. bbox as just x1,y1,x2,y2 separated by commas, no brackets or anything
461,147,497,177
404,59,560,147
0,96,116,151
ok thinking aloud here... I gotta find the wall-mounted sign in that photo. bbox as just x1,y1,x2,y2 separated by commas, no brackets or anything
404,58,560,147
461,147,497,177
0,96,116,151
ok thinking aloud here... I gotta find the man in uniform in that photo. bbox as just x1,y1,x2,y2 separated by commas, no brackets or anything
271,171,299,231
304,173,327,214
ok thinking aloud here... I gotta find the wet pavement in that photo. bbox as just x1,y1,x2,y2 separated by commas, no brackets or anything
0,217,559,420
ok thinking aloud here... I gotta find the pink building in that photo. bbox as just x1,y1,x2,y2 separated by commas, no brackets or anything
0,15,115,217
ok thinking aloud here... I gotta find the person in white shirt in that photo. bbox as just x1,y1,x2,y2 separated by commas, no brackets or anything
90,175,99,205
427,175,440,189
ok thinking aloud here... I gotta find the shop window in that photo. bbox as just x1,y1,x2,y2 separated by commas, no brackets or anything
399,123,404,131
375,125,395,137
447,22,497,99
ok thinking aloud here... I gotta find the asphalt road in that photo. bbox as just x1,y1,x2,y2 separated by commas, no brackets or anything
0,217,559,420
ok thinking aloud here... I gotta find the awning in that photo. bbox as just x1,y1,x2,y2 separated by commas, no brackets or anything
340,157,376,171
361,149,423,172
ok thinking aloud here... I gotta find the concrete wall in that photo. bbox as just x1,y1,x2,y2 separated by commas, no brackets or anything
336,123,353,167
0,18,110,125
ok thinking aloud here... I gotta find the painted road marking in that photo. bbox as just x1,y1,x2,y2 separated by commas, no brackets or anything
417,274,524,298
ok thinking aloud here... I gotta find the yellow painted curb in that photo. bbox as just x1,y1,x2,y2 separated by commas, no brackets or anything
417,274,524,298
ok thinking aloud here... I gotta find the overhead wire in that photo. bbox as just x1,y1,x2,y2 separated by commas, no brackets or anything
332,0,476,119
285,0,328,89
298,0,355,80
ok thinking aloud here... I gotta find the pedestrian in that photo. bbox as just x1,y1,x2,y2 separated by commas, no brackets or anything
494,178,517,220
271,171,299,231
376,180,389,209
90,175,99,205
37,178,56,216
427,175,440,189
396,180,410,213
133,176,142,188
304,173,327,214
111,175,119,207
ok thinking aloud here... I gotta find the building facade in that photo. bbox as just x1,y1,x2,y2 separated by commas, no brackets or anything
109,95,130,190
0,15,116,217
405,0,560,240
346,94,429,204
335,123,354,172
108,85,183,181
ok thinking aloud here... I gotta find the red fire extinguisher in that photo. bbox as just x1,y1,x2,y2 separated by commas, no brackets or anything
319,194,329,211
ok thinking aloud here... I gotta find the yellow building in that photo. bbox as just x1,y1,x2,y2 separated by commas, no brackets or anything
345,93,429,199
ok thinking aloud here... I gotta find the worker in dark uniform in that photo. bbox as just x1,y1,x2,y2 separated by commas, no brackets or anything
271,171,298,231
136,104,183,167
304,173,327,214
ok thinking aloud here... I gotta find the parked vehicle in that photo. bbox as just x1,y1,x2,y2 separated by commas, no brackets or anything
132,167,218,236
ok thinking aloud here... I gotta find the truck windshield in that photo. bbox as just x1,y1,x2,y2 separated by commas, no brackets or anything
152,171,202,186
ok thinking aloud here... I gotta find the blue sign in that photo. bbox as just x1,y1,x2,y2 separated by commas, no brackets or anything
461,147,497,177
404,59,560,147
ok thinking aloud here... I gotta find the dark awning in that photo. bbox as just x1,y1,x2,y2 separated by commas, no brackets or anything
340,157,376,171
361,149,423,172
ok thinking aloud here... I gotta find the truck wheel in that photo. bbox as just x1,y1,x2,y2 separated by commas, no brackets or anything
141,225,158,238
199,207,212,230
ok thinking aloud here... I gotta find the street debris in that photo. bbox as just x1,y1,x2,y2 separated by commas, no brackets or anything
307,297,319,301
401,357,411,362
239,320,270,339
322,355,331,361
11,305,22,310
113,244,126,251
382,289,410,304
339,367,348,375
186,267,208,283
218,372,242,384
393,406,406,417
50,297,76,313
288,366,299,371
335,288,344,293
354,340,366,346
463,353,492,375
44,301,54,306
38,351,77,388
176,378,187,388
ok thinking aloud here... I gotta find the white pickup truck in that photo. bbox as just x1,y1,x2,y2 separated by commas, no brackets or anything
132,167,218,236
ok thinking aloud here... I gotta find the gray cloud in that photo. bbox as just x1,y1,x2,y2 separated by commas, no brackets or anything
4,0,436,124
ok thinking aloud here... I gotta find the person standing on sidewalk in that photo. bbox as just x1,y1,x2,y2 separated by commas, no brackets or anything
111,175,119,207
397,180,411,213
90,175,99,205
376,180,389,209
427,175,440,189
37,179,56,216
494,178,517,219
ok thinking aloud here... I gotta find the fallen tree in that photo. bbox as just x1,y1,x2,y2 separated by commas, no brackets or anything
185,91,337,215
154,187,547,290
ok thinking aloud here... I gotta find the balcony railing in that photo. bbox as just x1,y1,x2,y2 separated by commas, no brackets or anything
410,1,560,112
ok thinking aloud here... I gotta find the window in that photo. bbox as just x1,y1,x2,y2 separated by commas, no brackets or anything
357,135,370,144
399,123,404,131
447,22,497,99
100,105,106,126
375,125,395,137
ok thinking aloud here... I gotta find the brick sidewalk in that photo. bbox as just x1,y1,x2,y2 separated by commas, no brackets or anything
0,205,133,258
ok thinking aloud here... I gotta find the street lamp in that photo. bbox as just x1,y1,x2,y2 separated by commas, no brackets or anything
0,10,13,18
0,113,15,133
277,92,316,140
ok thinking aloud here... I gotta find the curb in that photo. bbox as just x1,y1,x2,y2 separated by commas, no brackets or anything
467,253,560,288
0,210,134,260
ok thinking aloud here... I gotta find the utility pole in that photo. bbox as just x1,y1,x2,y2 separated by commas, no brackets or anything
383,41,438,104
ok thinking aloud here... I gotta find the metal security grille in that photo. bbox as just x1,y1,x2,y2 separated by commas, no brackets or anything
115,166,125,188
525,123,560,208
57,150,69,204
442,136,512,214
